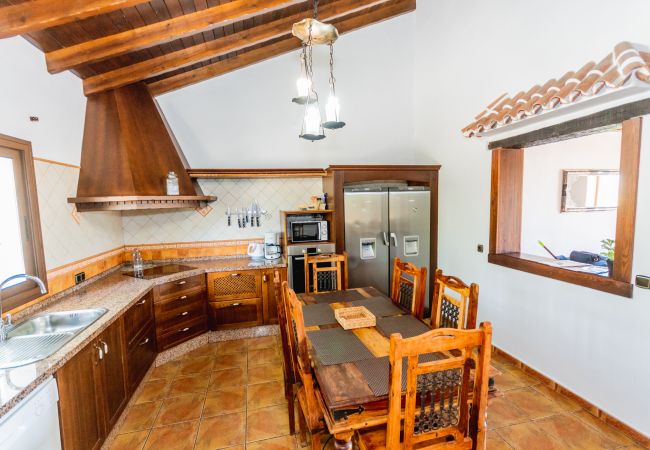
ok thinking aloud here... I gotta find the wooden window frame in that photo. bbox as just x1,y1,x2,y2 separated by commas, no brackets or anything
488,117,642,298
0,134,48,311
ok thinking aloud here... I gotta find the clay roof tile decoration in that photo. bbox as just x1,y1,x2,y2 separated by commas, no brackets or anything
462,41,650,137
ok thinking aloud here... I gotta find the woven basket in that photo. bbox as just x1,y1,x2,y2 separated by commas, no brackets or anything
334,306,376,330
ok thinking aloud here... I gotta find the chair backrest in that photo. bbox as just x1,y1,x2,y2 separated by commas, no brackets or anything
304,252,348,293
386,323,492,450
283,282,322,426
390,257,427,319
431,269,479,330
275,272,297,385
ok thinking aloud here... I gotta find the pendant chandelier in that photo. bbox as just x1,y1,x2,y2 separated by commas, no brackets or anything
292,0,346,141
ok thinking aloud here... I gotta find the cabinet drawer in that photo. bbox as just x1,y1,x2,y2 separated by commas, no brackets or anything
155,291,206,335
127,323,156,393
209,297,262,329
157,274,205,301
124,291,154,349
157,316,207,351
208,271,261,302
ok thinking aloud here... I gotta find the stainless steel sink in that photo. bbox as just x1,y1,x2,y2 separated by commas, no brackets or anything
0,309,107,369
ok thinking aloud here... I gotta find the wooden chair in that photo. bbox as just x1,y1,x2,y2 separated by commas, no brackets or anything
431,269,479,330
274,272,297,434
283,281,325,449
356,323,493,450
304,252,348,293
390,257,427,319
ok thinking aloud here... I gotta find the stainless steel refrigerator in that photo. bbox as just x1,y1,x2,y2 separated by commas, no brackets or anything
344,185,431,309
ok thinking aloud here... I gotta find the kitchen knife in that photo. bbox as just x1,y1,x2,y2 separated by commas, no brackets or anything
226,206,231,226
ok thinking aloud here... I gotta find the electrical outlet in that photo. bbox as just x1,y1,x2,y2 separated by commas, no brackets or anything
636,275,650,289
74,272,86,285
477,244,484,253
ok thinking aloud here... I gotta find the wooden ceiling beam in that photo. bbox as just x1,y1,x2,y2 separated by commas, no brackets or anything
0,0,150,39
147,0,415,96
45,0,304,74
83,0,393,95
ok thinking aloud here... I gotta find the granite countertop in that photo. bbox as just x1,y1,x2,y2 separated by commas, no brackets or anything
0,256,286,418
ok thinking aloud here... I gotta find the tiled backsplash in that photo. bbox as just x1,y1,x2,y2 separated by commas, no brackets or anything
34,159,124,269
121,177,323,244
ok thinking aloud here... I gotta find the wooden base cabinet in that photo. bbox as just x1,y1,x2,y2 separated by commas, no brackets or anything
207,268,286,330
57,319,128,450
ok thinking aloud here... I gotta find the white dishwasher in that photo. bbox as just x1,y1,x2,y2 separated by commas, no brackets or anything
0,376,62,450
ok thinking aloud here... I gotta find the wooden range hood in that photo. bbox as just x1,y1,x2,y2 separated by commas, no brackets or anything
68,83,215,212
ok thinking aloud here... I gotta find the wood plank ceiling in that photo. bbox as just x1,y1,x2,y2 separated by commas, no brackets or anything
1,0,415,96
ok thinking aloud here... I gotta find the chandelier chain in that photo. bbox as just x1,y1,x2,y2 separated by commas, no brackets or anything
329,43,336,95
313,0,319,19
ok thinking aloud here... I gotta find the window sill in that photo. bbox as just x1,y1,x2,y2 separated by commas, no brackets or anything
488,253,633,298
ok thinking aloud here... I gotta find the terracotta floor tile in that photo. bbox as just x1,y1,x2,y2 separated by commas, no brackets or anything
213,353,247,371
491,353,518,370
536,413,620,449
209,367,247,390
247,435,297,450
505,387,565,419
532,384,583,412
167,374,210,397
486,396,530,430
247,404,290,442
573,410,634,447
247,380,287,410
486,431,514,450
109,430,150,450
143,421,199,450
148,361,179,380
497,421,567,450
154,393,205,426
217,339,248,355
119,401,163,433
203,386,246,417
185,343,219,359
493,367,540,391
178,356,216,375
135,379,172,404
248,347,281,367
248,363,283,385
247,335,278,350
194,413,245,449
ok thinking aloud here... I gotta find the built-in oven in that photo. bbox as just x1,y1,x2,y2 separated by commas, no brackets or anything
287,243,336,293
290,220,329,243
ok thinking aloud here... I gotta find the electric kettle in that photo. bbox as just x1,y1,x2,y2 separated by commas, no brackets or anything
247,242,265,259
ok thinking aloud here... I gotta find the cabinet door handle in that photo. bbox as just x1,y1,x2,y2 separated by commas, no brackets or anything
137,299,147,305
263,274,268,282
178,295,188,301
139,338,150,346
95,345,104,361
179,327,190,332
230,273,240,277
232,303,241,307
100,340,109,354
177,280,187,285
178,311,189,317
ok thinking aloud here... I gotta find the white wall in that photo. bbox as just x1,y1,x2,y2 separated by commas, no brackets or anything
414,0,650,435
521,131,620,257
157,13,416,168
0,37,86,166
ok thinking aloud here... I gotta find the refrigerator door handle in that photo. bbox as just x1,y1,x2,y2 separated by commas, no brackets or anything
390,232,398,247
382,232,389,246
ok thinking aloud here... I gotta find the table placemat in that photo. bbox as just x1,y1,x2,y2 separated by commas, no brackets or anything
354,353,443,397
376,315,431,339
311,290,366,304
350,297,403,318
302,303,337,327
307,328,374,365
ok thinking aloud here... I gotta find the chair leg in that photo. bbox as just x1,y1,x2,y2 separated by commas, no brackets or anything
297,405,308,446
288,385,296,435
311,430,322,450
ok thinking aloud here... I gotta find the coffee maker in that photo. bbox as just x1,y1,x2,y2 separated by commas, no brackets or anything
264,232,281,260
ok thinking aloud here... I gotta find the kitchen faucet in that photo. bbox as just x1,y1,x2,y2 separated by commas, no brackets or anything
0,274,47,342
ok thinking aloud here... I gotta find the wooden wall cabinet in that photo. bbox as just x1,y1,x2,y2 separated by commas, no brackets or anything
57,319,128,450
153,274,208,351
207,268,287,329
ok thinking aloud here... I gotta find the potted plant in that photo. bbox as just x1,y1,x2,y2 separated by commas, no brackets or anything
600,239,615,277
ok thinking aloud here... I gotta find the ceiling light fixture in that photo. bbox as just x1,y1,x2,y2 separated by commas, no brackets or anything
292,0,345,141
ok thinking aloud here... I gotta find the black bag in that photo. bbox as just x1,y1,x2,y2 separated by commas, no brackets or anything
569,251,602,264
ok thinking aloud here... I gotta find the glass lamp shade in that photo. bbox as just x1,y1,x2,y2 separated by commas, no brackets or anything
292,77,315,105
300,103,325,141
323,94,346,129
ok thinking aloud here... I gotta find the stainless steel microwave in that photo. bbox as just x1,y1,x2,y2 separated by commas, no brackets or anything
290,220,328,243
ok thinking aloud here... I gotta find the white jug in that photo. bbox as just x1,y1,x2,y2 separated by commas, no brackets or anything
247,243,265,259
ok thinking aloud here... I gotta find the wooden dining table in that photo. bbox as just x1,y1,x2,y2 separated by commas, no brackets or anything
297,286,497,450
